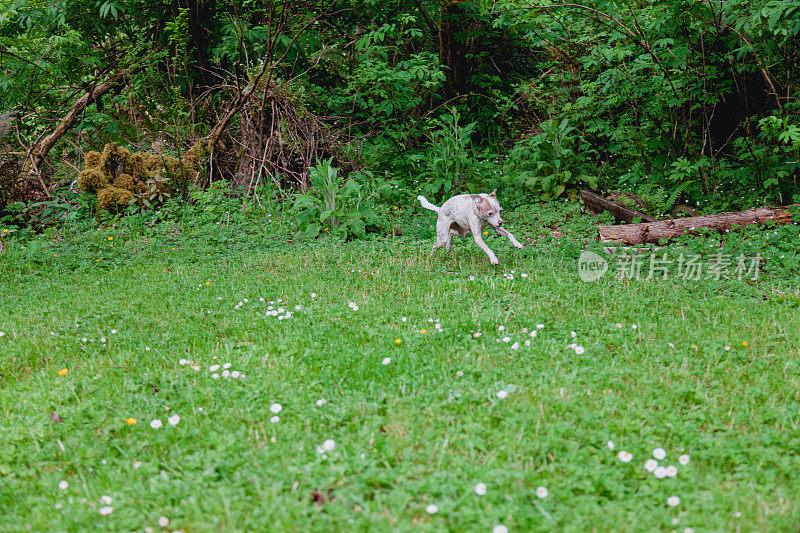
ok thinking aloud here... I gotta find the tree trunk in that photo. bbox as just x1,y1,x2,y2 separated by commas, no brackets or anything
597,206,796,244
23,72,128,179
439,0,472,98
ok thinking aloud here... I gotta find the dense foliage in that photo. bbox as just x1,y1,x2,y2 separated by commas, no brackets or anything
1,0,798,230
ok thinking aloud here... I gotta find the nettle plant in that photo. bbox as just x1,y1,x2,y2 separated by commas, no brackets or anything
292,159,386,240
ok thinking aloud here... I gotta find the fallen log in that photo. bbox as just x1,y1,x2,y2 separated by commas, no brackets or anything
580,189,656,223
598,205,797,244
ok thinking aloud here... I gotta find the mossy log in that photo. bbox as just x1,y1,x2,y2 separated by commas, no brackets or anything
597,206,797,244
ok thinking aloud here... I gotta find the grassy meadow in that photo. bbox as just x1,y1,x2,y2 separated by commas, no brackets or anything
1,201,799,532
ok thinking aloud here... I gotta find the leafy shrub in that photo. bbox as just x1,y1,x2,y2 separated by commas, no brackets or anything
504,119,598,199
292,159,387,240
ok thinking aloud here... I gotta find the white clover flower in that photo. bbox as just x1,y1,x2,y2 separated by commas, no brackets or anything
672,518,680,525
167,414,180,426
158,516,169,527
644,459,658,472
381,357,391,365
98,506,113,516
425,504,438,514
667,496,680,507
536,486,548,498
653,448,666,460
322,439,336,451
496,390,508,399
311,293,316,298
618,451,632,463
607,441,615,450
270,416,280,424
679,454,690,465
575,346,585,355
100,495,112,505
58,481,69,490
270,403,283,414
474,483,487,495
150,419,162,429
316,398,327,407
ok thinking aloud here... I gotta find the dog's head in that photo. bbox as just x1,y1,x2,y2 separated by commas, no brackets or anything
472,190,503,227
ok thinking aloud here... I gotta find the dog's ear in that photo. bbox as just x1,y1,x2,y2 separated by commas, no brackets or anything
488,189,497,197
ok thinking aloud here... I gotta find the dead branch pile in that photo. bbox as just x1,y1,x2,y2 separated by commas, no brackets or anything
223,82,359,195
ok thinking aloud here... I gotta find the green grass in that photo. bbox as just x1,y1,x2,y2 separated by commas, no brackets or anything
1,202,799,532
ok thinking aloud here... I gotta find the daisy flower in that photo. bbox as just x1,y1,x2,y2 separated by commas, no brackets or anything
667,496,680,507
100,495,112,505
58,481,68,490
644,459,658,472
496,390,508,399
653,448,666,460
493,525,508,533
316,399,327,407
607,441,615,450
666,465,678,477
150,419,162,429
425,504,438,514
474,483,487,495
618,451,633,463
575,346,585,355
654,466,668,479
167,414,180,426
158,516,169,527
322,439,336,451
98,506,113,515
381,357,391,365
536,486,548,498
679,454,690,465
270,416,280,423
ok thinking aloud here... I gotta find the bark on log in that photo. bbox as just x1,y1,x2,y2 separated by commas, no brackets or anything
581,189,656,223
598,206,797,244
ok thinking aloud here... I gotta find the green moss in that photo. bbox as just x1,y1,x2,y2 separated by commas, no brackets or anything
114,173,140,193
78,168,109,193
97,186,134,212
84,151,102,170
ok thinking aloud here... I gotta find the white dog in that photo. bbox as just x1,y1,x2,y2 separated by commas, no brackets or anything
418,190,523,265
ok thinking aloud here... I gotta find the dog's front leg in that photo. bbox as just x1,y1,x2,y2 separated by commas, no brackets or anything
469,220,499,264
494,226,524,249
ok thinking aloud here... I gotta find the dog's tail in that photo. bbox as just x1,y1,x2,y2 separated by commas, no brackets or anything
417,195,440,213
